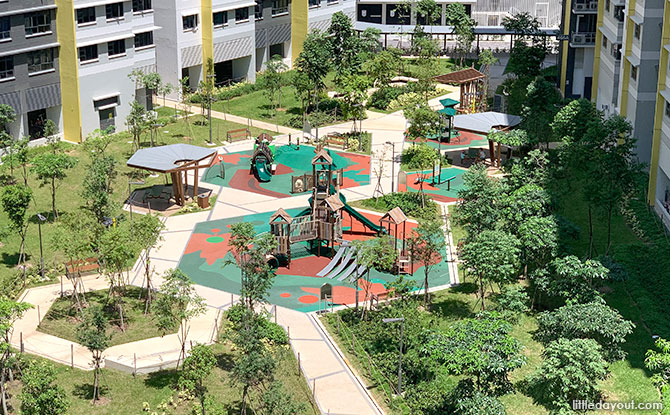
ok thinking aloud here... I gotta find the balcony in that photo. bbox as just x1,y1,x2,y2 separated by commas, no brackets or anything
570,32,596,47
573,0,598,13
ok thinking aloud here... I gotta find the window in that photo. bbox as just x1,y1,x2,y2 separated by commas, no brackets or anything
235,7,249,22
213,11,228,27
602,35,607,49
78,44,98,62
105,3,124,20
255,0,263,19
134,31,153,49
631,65,638,81
108,39,126,57
132,0,152,12
0,56,13,79
666,101,670,118
634,23,641,39
27,49,54,74
309,0,321,7
183,14,197,30
0,17,9,39
77,7,96,25
614,6,624,22
487,14,499,26
605,0,610,12
272,0,288,15
25,11,51,36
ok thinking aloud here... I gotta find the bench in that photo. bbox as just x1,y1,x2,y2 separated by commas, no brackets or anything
325,133,347,149
227,128,251,142
65,257,100,276
439,175,457,191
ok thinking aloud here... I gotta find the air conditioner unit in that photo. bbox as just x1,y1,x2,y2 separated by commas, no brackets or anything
575,3,586,10
589,2,598,10
572,34,585,43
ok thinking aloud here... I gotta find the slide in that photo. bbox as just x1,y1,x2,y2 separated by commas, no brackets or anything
254,158,272,182
326,247,355,278
317,242,349,277
329,184,384,234
337,259,359,281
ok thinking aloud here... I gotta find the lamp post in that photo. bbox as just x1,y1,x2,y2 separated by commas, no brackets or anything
385,141,396,192
382,317,405,395
36,214,46,279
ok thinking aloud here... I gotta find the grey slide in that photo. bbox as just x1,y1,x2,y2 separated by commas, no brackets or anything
316,242,349,277
326,247,356,279
337,259,359,281
346,264,367,283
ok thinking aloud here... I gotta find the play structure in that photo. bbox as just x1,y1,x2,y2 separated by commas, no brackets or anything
434,67,487,114
251,134,275,182
268,148,410,277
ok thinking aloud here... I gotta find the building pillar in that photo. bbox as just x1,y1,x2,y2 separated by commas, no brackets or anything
291,0,308,63
55,0,82,143
381,4,387,25
201,0,214,77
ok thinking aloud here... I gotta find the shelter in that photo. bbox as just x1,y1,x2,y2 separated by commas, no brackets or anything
434,68,486,113
452,112,522,167
127,144,217,206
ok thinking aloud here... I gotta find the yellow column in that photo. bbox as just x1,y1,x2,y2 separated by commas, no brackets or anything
291,0,308,63
591,0,605,101
55,0,82,143
647,1,670,205
619,0,636,117
201,0,214,76
560,0,573,96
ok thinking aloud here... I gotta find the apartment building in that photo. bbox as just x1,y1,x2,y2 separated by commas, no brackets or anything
0,1,61,143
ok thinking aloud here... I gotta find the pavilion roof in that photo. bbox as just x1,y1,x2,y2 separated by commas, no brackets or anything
381,207,407,225
453,112,521,134
434,68,485,85
126,144,217,173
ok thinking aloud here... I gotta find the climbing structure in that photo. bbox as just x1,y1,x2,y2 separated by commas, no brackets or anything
380,207,411,274
251,135,275,182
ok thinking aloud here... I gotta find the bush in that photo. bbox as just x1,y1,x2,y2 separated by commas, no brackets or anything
448,380,506,415
358,192,438,220
287,115,304,130
368,87,406,110
401,143,442,171
495,286,530,315
226,304,288,345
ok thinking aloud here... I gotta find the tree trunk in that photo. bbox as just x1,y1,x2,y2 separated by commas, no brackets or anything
479,274,486,311
22,164,27,186
588,205,594,258
424,269,429,307
52,177,58,218
144,251,152,314
241,385,249,415
606,204,613,256
118,299,125,332
93,353,100,401
1,359,7,415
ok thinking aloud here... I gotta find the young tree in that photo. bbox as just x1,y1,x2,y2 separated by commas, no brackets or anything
532,255,608,306
263,55,289,112
261,381,307,415
0,104,15,149
77,306,109,402
295,30,332,113
0,299,31,415
551,98,600,144
521,77,561,148
416,0,440,26
526,338,608,413
130,213,165,313
454,164,502,235
43,119,59,153
30,153,78,219
126,101,150,149
410,26,440,101
364,49,401,88
1,184,33,283
422,314,525,393
11,138,29,186
328,12,363,82
517,215,559,276
445,3,476,65
19,360,69,415
98,225,136,331
478,49,498,100
401,141,440,206
179,344,216,415
352,235,398,317
536,302,635,361
645,337,670,393
460,230,520,310
408,218,445,306
154,269,207,367
81,153,117,222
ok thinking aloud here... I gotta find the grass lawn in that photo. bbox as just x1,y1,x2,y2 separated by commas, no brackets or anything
7,341,318,415
0,108,273,298
38,287,175,347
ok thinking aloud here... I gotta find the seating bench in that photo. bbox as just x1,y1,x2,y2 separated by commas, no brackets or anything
227,128,251,142
65,257,100,276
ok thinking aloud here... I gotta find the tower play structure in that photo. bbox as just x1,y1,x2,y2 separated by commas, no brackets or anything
251,134,275,182
269,147,411,277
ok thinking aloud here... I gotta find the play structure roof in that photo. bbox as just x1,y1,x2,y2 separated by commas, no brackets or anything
381,207,407,225
439,98,460,108
127,144,217,173
270,208,293,223
434,68,485,85
312,148,333,165
324,194,344,211
438,107,457,117
453,111,521,134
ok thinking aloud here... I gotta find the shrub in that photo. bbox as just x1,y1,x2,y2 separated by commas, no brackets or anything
448,380,507,415
401,143,441,171
368,87,406,110
388,92,422,111
495,286,530,315
358,192,438,220
536,302,634,361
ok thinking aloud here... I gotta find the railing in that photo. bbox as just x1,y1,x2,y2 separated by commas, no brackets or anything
571,32,596,45
573,0,598,12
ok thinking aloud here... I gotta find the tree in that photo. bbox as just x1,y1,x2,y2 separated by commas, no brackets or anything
43,119,59,153
526,338,608,413
10,138,29,186
262,55,289,113
296,30,332,113
328,12,363,81
502,12,542,39
364,49,401,88
30,153,78,219
454,164,502,236
179,344,216,415
408,218,445,306
261,381,306,415
551,98,600,144
158,82,175,106
352,235,398,316
536,302,635,361
19,360,69,415
460,230,520,310
445,3,476,64
645,337,670,393
401,141,440,206
81,153,117,222
517,215,559,275
99,224,136,331
154,269,206,367
1,184,33,283
0,104,15,150
478,49,498,100
410,26,440,101
502,183,551,228
126,100,150,149
77,306,109,402
422,313,525,393
336,73,370,126
130,213,165,313
532,255,608,306
0,299,31,415
416,0,440,26
521,77,561,148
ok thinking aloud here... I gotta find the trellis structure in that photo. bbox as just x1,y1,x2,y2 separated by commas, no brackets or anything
434,67,487,114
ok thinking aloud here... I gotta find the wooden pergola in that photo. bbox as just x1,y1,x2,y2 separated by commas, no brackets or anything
434,67,486,114
126,144,217,206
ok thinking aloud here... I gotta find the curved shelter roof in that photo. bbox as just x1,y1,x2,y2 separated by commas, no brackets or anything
453,112,521,135
126,144,217,173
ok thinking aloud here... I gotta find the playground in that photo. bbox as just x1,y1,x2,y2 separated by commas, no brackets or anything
177,207,452,312
399,166,467,203
201,142,371,198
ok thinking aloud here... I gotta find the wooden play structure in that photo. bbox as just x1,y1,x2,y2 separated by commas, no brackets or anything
380,207,411,274
434,67,486,114
126,144,218,207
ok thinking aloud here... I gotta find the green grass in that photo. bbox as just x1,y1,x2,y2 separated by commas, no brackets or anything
0,109,273,298
7,341,318,415
38,287,175,347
